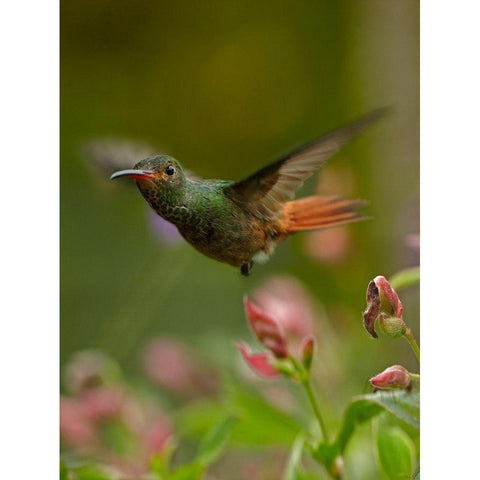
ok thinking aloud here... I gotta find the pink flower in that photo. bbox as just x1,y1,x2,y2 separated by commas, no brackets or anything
81,386,125,423
252,276,317,339
244,297,288,358
142,415,175,458
238,296,318,380
61,349,176,478
370,365,411,390
143,338,217,396
305,228,352,264
236,342,280,378
60,397,97,449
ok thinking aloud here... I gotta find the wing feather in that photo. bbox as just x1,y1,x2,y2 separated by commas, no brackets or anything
223,108,388,220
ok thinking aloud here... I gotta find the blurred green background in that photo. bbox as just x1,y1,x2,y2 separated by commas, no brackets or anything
61,0,418,408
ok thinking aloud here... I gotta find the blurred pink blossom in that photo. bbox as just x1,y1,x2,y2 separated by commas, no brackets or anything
61,350,175,478
252,275,317,340
142,414,175,458
143,338,217,396
60,397,97,449
81,386,125,423
304,228,352,264
406,233,420,250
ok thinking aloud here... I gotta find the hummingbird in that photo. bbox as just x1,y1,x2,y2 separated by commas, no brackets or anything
111,109,386,275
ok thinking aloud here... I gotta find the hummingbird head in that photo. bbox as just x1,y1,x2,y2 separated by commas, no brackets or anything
110,155,187,213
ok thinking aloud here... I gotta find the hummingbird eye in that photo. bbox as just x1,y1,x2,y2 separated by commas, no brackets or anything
165,165,175,176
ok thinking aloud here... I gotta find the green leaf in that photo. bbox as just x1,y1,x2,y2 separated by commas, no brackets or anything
60,461,68,480
336,398,384,452
389,267,420,291
412,466,420,480
311,391,419,471
227,385,302,445
150,437,177,478
99,419,136,456
176,399,226,439
72,465,115,480
282,434,305,480
177,385,302,446
376,420,415,480
338,391,419,452
168,462,204,480
196,416,237,468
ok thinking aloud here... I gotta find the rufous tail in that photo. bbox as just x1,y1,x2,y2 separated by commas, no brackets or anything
277,195,368,233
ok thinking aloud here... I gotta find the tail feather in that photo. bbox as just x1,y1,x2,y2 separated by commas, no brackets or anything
278,195,369,233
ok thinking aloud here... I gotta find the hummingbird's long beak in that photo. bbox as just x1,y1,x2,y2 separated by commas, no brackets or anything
110,169,155,181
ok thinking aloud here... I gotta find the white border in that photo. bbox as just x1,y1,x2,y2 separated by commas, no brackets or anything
421,1,480,477
1,0,480,477
1,0,59,477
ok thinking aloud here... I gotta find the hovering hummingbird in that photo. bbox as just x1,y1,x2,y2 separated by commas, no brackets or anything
111,109,386,275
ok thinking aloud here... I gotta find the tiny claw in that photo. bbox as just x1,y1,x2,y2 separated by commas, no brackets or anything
241,260,253,276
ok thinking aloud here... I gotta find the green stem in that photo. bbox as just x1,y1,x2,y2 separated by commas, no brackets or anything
302,379,329,444
409,373,420,381
404,328,420,363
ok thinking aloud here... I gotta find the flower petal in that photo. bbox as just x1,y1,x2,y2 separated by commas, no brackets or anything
374,275,403,318
236,341,280,378
244,297,288,358
363,281,380,338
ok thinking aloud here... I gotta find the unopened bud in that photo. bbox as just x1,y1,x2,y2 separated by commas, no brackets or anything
378,316,407,338
370,365,411,390
363,276,405,339
300,335,315,371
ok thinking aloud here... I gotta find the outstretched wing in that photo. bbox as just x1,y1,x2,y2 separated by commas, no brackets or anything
223,108,388,220
84,138,158,176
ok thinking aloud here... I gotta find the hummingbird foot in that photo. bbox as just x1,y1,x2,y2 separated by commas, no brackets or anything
240,260,254,277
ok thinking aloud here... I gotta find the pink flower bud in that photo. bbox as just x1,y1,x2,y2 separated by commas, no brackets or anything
236,342,280,378
374,276,403,318
363,276,404,339
370,365,411,390
244,297,288,358
300,335,315,371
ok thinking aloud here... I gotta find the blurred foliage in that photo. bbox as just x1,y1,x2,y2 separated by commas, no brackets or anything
61,1,419,478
